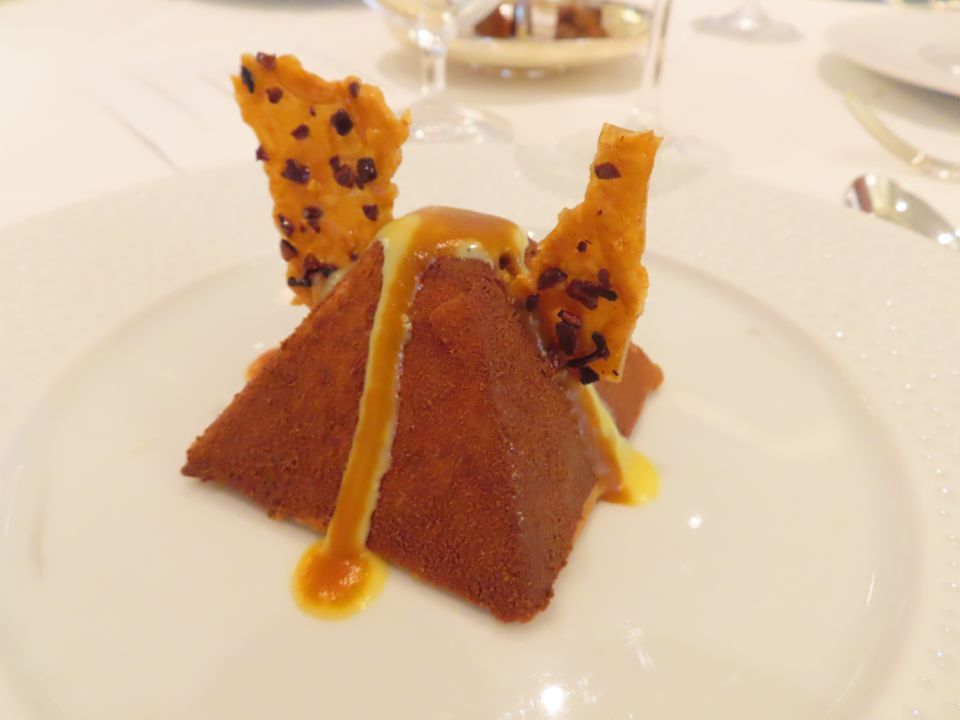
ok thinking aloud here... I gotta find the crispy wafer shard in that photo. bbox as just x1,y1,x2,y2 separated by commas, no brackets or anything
233,52,410,304
521,123,660,381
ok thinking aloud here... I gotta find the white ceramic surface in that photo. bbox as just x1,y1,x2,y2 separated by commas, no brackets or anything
0,143,958,719
826,10,960,98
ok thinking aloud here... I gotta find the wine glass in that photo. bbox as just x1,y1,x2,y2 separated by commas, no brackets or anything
626,0,725,166
625,0,669,132
512,0,723,203
692,3,800,42
372,0,512,142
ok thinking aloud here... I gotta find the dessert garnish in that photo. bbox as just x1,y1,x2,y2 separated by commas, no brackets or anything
475,3,609,40
233,53,409,306
184,54,662,622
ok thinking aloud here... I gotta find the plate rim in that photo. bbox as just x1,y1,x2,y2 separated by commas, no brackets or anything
825,9,960,99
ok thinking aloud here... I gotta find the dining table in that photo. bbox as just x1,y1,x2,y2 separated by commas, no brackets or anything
0,0,957,233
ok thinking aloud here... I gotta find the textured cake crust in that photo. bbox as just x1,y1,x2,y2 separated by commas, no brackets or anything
183,245,657,621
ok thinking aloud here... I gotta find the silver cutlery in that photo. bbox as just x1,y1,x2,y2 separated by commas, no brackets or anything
844,93,960,184
844,173,959,250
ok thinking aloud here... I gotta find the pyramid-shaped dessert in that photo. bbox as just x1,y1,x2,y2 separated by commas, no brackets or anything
185,235,661,620
183,54,661,622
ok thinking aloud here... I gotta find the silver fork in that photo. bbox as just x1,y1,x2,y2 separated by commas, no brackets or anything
844,93,960,183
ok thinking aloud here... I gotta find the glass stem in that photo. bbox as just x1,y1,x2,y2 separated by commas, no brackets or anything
634,0,671,131
417,11,454,100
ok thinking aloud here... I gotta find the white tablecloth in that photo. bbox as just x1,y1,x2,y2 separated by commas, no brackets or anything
0,0,957,232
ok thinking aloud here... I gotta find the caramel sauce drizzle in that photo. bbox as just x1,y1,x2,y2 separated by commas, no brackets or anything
579,386,658,505
293,207,530,617
292,207,657,618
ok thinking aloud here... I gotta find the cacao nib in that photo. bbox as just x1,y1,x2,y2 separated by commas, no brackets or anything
557,309,582,327
303,254,338,278
594,162,620,179
280,239,298,261
240,66,254,93
566,332,610,368
566,279,617,309
579,366,600,385
356,157,377,183
555,321,578,355
537,266,567,291
281,159,310,184
333,164,354,187
566,280,599,309
330,108,353,136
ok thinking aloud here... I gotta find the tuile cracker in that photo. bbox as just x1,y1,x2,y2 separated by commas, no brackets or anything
233,52,410,305
519,123,660,381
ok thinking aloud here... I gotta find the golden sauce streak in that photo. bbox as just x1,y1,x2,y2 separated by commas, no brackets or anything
293,207,529,618
580,386,658,506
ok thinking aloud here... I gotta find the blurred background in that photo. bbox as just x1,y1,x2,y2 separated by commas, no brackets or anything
0,0,957,239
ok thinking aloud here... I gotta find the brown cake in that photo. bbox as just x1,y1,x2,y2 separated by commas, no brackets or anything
184,240,661,621
598,345,663,436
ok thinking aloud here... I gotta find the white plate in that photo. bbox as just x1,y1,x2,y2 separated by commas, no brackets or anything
0,143,958,719
826,9,960,98
381,0,648,71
